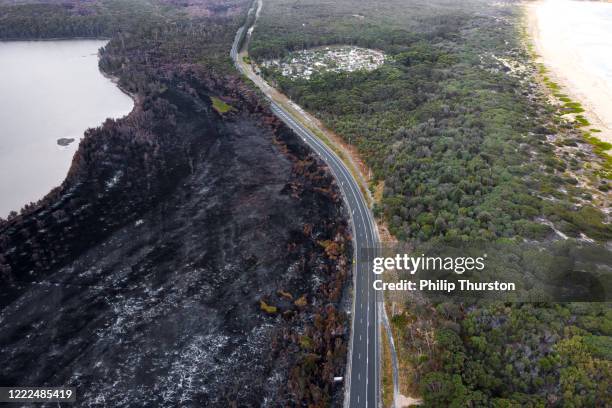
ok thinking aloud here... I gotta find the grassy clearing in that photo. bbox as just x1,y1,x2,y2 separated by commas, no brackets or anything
210,96,234,114
584,133,612,174
575,114,590,126
562,101,585,114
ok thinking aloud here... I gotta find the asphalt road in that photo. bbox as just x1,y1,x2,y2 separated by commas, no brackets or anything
230,2,381,406
270,105,380,408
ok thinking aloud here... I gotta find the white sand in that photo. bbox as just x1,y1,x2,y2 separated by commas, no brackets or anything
526,0,612,144
396,393,422,407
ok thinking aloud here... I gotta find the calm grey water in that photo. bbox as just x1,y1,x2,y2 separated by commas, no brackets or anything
0,40,133,218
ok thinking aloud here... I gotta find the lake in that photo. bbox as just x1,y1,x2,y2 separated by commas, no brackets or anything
0,40,133,218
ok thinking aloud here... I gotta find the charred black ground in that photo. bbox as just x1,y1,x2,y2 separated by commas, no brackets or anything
0,1,351,406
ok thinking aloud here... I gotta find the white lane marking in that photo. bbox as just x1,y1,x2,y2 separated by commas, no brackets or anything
281,110,376,395
271,103,377,406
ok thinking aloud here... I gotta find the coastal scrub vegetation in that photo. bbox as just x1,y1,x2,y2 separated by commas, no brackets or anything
251,0,610,244
250,0,611,405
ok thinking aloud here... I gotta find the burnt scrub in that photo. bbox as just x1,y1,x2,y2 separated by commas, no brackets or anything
0,72,351,407
0,1,351,406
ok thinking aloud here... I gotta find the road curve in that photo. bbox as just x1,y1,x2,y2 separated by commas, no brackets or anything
271,105,380,408
230,2,381,406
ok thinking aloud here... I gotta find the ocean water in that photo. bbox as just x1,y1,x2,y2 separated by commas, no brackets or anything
545,1,612,80
0,40,133,217
536,0,612,96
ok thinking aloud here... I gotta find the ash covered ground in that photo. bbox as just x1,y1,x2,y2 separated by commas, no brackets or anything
0,105,351,406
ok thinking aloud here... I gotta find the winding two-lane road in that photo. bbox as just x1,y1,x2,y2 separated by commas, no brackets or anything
269,105,379,408
230,2,381,406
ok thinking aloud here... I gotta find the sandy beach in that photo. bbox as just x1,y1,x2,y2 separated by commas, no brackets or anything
526,0,612,145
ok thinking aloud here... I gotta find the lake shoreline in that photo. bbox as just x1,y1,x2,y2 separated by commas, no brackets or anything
0,40,134,217
98,60,139,106
526,0,612,146
0,36,111,42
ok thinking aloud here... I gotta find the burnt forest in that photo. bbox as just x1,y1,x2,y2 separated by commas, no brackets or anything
0,0,351,406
